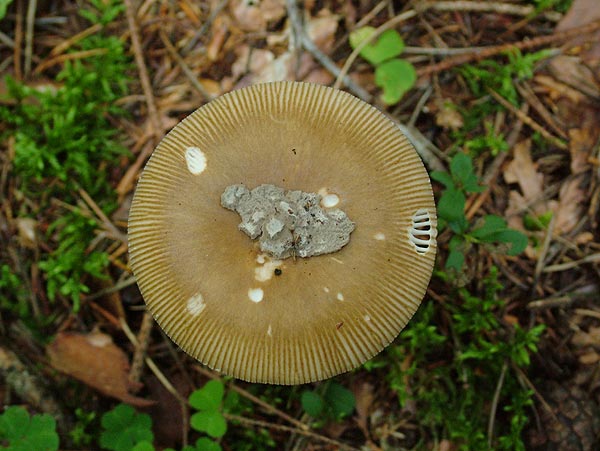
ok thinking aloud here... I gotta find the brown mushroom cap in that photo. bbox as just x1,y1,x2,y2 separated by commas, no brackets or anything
128,82,437,384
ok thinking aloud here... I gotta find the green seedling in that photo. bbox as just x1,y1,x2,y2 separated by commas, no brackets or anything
187,380,226,451
99,404,153,451
431,153,528,271
382,267,544,450
0,406,59,451
349,27,416,104
301,381,355,423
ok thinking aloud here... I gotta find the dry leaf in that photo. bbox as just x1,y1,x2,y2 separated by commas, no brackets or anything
548,56,600,99
17,217,38,249
230,0,285,32
353,382,375,436
554,175,587,234
47,331,154,407
504,140,544,202
306,11,339,54
556,0,600,68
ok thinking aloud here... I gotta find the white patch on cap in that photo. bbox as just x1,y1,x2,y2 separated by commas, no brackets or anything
364,315,371,321
255,257,283,282
186,293,206,316
185,147,207,175
321,194,340,208
330,257,343,264
374,232,386,240
323,287,330,293
267,325,273,337
337,292,344,301
248,288,264,303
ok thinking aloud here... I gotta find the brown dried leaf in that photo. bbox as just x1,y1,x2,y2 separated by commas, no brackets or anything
17,217,38,249
554,175,587,234
504,140,544,202
353,381,374,436
548,56,600,99
306,11,339,54
47,331,154,407
230,0,285,32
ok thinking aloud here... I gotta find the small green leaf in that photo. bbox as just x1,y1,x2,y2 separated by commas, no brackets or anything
489,229,529,256
349,27,404,65
190,411,227,438
437,188,466,224
100,404,153,451
445,249,465,271
132,441,155,451
324,383,355,419
375,59,416,104
430,171,455,189
189,380,225,412
470,215,507,240
301,391,324,417
194,437,223,451
0,407,59,451
0,0,14,21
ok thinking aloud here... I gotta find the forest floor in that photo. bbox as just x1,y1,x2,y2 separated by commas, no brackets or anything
1,0,600,450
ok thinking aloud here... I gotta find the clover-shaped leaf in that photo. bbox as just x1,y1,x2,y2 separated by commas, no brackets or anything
189,380,224,411
375,59,417,105
190,411,227,438
0,406,59,451
99,404,153,451
349,27,405,65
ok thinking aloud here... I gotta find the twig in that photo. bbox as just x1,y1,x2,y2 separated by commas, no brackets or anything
423,1,561,22
486,88,567,150
120,317,189,447
395,121,447,171
33,48,109,74
487,361,507,448
85,276,137,301
225,414,362,451
193,365,309,431
78,188,127,243
418,19,600,77
533,213,555,288
542,253,600,272
181,0,229,55
285,0,372,102
14,0,24,79
128,310,154,389
159,30,214,101
24,0,36,76
49,23,102,56
516,81,567,139
124,0,162,142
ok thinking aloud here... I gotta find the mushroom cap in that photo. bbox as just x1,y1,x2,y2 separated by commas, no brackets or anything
128,82,437,384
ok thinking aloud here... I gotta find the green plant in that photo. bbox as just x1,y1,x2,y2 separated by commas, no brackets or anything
68,408,96,448
464,122,509,156
349,27,416,104
301,381,355,423
382,268,544,450
189,379,227,443
0,406,59,451
431,153,528,271
38,210,110,312
0,264,29,319
99,404,153,451
460,49,552,106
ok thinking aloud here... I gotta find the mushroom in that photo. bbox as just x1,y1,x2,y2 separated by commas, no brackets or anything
128,81,437,384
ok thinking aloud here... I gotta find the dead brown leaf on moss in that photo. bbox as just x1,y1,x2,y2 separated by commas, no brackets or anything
47,331,154,407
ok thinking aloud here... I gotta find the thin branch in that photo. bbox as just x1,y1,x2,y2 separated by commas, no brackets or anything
24,0,36,76
285,0,372,102
124,0,162,142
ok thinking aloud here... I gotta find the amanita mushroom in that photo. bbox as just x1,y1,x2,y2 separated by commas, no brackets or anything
128,81,436,384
